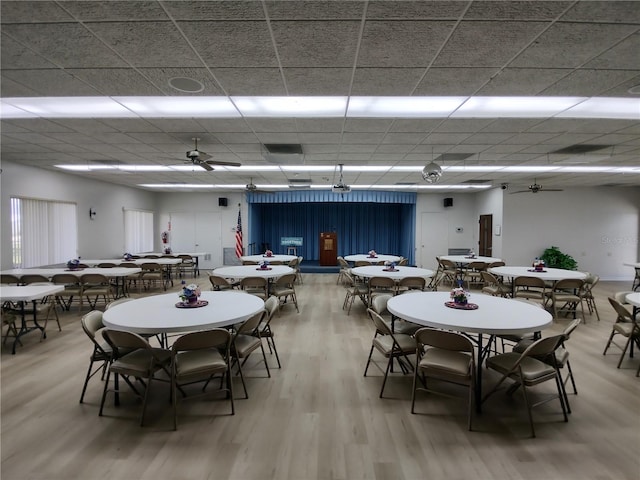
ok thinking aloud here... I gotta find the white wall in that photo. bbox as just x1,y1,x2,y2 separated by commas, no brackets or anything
0,161,157,269
2,162,638,281
502,187,640,280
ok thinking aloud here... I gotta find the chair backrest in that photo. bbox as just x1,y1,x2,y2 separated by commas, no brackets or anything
209,274,232,289
178,254,193,262
119,262,138,268
242,260,258,265
172,328,231,353
0,274,22,285
371,294,392,316
102,329,151,357
141,262,162,272
480,271,499,285
20,274,51,285
81,273,110,285
264,296,279,321
235,310,265,336
613,291,634,305
397,257,408,266
553,278,584,292
241,276,268,289
144,255,160,258
275,273,297,287
467,261,487,271
354,261,370,267
440,259,456,270
288,257,299,268
369,276,396,289
98,263,116,268
81,310,105,340
487,261,506,268
608,296,634,323
51,273,81,285
562,318,582,340
367,308,393,336
415,327,474,354
398,276,426,290
513,276,546,288
337,257,350,269
521,334,565,360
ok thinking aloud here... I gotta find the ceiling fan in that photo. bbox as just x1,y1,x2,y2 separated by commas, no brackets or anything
510,179,563,194
332,164,351,193
185,137,241,171
245,177,274,194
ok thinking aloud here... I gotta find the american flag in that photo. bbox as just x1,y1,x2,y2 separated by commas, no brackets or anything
235,207,243,258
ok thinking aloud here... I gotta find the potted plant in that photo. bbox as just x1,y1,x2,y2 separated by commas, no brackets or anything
540,246,578,271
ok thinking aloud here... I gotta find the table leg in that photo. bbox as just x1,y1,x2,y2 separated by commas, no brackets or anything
12,300,46,355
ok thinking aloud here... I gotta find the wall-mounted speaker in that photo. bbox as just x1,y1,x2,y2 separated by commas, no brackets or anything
218,197,228,207
444,197,453,208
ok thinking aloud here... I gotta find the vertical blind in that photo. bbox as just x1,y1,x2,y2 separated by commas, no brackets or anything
124,209,154,254
10,197,78,268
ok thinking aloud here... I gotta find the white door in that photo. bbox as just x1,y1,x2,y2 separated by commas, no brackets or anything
169,213,222,271
419,212,449,270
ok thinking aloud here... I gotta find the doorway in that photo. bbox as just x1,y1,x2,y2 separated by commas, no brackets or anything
478,214,493,257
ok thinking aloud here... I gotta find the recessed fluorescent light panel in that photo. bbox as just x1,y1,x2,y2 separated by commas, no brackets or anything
557,97,640,120
348,97,467,117
113,96,240,117
232,96,347,117
453,97,587,118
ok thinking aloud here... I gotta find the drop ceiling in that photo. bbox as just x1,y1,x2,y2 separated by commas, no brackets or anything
1,0,639,193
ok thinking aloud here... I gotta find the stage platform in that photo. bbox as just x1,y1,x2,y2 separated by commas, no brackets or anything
299,260,340,274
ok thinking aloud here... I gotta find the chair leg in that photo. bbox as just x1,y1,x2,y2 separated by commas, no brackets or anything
520,382,536,438
363,345,375,377
379,356,393,398
602,330,616,355
616,336,634,368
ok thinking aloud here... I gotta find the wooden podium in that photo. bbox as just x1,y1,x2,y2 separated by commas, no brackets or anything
319,232,337,266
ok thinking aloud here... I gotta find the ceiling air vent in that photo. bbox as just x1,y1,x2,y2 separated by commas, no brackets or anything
264,144,303,155
551,145,611,155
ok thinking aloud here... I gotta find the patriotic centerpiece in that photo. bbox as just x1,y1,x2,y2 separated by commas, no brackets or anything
180,283,201,304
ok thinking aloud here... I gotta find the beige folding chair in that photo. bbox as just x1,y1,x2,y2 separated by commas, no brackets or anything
364,308,416,398
462,261,487,289
271,273,299,312
99,329,172,426
545,278,585,321
580,273,600,321
342,272,368,315
79,310,113,403
397,276,426,294
513,276,547,307
170,328,234,429
81,273,114,310
51,273,84,312
371,294,420,336
411,327,476,430
336,256,351,285
483,334,569,437
230,310,270,399
240,276,268,300
603,297,640,369
481,271,511,298
209,274,236,291
368,276,397,306
177,254,197,278
254,296,281,368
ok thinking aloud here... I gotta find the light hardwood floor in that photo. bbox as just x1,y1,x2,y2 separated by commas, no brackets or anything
2,274,639,480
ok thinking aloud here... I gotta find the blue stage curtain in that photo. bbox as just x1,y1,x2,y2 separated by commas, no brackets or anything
246,191,416,264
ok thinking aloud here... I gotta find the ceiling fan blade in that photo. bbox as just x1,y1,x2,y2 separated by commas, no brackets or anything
196,151,212,161
509,190,531,194
205,159,242,167
541,188,563,192
198,161,214,171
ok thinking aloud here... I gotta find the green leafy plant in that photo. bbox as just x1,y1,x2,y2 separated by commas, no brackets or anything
540,246,578,271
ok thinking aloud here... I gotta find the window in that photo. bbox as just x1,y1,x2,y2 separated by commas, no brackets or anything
10,197,78,268
124,209,154,253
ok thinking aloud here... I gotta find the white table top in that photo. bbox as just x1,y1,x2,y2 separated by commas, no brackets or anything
344,254,402,264
136,252,207,258
82,258,182,266
440,255,503,264
212,265,294,280
0,267,142,279
0,284,65,302
489,266,587,281
625,292,640,308
387,291,552,336
241,254,297,263
350,265,434,280
102,291,265,334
